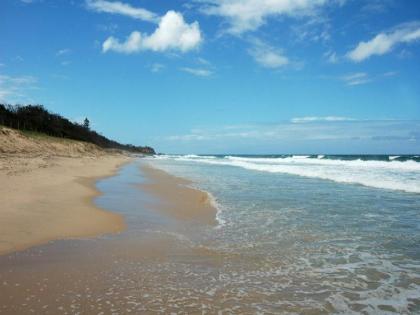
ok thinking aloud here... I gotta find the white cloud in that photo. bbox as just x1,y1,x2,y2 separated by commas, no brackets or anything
0,74,37,103
102,11,202,54
383,71,397,77
341,72,370,86
249,40,289,68
86,0,158,22
347,22,420,62
361,0,394,14
97,23,119,33
291,16,332,44
330,71,397,86
167,134,211,141
291,116,354,123
0,90,9,102
0,75,37,86
324,50,339,63
56,48,71,56
103,31,142,54
14,56,24,62
199,0,331,34
51,74,70,80
180,67,213,77
197,57,211,65
150,63,165,73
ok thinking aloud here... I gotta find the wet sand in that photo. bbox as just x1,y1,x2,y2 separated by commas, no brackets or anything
0,160,228,314
0,155,129,255
140,164,218,226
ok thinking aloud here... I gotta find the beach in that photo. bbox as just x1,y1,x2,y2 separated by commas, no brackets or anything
0,127,218,257
0,127,129,255
1,153,420,313
0,154,130,256
0,152,223,313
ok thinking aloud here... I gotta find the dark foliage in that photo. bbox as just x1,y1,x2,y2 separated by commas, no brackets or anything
0,104,155,154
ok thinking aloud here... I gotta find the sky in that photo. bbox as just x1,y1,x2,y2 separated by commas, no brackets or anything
1,0,420,154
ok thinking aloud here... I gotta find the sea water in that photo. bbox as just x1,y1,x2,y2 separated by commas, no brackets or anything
143,154,420,314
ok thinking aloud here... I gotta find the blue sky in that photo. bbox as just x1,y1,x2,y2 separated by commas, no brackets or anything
1,0,420,154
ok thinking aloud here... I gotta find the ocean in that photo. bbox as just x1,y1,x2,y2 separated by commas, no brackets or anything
142,154,420,314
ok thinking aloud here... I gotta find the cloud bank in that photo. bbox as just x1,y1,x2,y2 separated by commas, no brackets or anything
165,119,419,146
291,116,354,123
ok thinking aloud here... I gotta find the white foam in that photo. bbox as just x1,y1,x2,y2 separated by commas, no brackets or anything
292,155,310,159
199,190,225,227
159,155,420,194
225,156,420,172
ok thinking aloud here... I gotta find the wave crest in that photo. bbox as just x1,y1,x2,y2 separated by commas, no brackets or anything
154,155,420,194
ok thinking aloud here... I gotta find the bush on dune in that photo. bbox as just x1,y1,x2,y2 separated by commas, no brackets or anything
0,104,155,154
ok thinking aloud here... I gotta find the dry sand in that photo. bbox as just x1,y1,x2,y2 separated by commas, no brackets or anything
0,127,129,255
140,164,218,226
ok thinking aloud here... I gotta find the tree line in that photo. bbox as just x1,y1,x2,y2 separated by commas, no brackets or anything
0,104,155,154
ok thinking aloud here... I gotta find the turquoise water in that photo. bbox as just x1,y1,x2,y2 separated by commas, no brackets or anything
143,155,420,314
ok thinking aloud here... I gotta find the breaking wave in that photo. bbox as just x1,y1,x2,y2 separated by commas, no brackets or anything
154,154,420,193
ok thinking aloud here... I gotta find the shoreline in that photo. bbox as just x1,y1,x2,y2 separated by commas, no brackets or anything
0,154,130,256
140,163,218,226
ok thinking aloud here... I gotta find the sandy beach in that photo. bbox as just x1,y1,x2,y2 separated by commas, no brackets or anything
0,127,217,257
0,127,129,255
0,135,226,314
